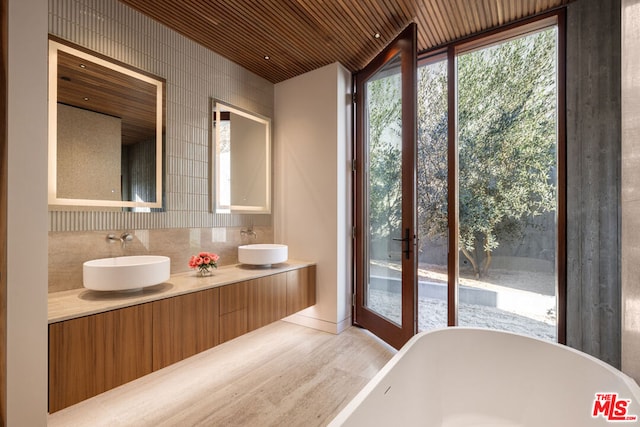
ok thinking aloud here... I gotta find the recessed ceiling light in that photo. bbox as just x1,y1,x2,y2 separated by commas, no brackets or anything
264,55,270,60
374,33,381,39
79,64,86,68
83,97,90,101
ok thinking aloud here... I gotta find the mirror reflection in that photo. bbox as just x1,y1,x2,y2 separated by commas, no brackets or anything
48,38,165,210
212,100,271,214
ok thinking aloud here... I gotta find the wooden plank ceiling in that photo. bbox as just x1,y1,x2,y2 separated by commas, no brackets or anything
118,0,575,83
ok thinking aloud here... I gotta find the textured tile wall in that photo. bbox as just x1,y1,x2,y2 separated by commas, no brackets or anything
48,0,274,231
48,0,275,291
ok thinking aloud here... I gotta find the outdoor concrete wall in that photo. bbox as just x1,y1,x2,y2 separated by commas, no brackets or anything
566,0,622,369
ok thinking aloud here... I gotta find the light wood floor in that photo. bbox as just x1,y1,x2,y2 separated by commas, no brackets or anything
47,321,395,427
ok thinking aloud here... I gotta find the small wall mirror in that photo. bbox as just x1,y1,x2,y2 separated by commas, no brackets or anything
212,99,271,214
48,38,165,210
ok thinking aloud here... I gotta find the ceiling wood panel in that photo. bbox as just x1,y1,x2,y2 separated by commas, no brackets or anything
118,0,575,83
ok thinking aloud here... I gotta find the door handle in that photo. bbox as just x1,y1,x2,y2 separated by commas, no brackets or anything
392,228,412,260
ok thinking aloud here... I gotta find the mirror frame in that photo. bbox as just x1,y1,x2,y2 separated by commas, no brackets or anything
48,38,165,209
211,99,272,214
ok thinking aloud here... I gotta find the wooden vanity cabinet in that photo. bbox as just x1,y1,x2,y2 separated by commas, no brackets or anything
152,288,220,370
218,265,316,341
48,303,153,413
286,265,316,315
49,265,316,412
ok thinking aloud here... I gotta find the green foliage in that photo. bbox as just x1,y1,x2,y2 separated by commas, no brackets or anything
456,28,557,275
417,61,449,243
367,72,403,242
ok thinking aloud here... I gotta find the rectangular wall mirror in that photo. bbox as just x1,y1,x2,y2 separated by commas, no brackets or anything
211,99,271,214
48,37,165,210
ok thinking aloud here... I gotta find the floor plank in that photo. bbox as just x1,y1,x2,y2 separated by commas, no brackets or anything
47,321,395,426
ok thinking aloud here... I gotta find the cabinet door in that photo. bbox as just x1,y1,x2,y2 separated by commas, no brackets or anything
286,265,317,315
49,303,153,412
219,281,248,343
152,288,219,370
247,274,287,331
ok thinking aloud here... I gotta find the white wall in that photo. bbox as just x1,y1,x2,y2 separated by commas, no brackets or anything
7,0,49,424
274,62,352,334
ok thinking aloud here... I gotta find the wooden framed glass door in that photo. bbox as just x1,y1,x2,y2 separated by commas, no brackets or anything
353,24,417,350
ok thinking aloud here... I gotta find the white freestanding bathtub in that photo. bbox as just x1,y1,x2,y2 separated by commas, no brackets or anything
330,328,640,427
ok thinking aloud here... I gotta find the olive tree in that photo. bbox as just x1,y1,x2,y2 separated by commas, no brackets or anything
417,28,557,277
367,73,402,248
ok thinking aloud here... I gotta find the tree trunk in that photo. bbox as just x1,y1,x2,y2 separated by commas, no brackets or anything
482,250,492,276
461,247,480,278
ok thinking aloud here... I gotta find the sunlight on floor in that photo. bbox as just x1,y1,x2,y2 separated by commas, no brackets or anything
368,260,557,341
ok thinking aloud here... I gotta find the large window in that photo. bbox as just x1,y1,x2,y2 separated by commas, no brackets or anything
455,27,559,341
355,13,565,348
416,16,564,342
416,57,449,332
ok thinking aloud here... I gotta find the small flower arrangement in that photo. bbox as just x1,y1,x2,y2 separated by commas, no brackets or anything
189,252,220,276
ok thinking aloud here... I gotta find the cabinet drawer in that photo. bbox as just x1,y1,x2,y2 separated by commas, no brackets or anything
247,274,287,331
152,288,219,370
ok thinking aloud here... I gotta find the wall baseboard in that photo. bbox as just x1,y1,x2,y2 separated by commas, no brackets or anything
283,312,351,335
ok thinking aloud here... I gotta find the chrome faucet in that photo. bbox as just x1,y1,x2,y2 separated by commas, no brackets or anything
240,225,257,239
106,232,134,248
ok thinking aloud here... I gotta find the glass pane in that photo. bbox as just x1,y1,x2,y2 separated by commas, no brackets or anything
364,53,403,326
416,59,449,332
456,28,558,341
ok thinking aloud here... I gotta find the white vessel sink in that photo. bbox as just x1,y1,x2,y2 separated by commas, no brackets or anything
238,244,288,266
83,255,170,291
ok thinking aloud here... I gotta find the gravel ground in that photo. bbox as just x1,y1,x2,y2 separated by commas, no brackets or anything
368,289,557,342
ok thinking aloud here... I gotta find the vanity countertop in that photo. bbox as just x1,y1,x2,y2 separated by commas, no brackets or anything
48,260,315,324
